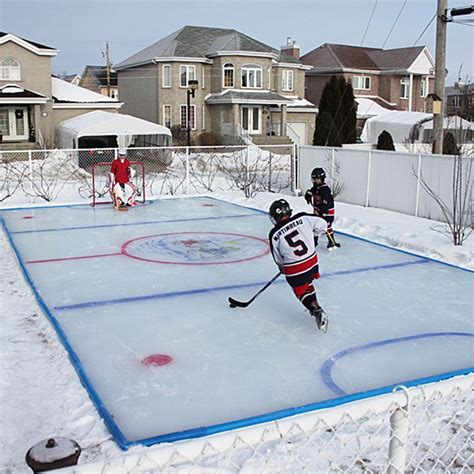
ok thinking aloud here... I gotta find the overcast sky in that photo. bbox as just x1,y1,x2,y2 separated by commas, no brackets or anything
1,0,472,85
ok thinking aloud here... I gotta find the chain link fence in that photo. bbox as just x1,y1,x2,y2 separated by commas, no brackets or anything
0,144,295,204
48,374,472,473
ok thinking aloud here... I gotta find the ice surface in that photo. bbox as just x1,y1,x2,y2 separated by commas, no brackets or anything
1,196,472,446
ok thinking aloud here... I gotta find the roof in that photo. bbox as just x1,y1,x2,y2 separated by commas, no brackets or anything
0,31,56,50
81,66,118,87
0,83,47,104
355,98,391,118
206,90,293,105
302,43,426,73
51,77,119,104
445,83,474,96
57,110,172,138
115,25,298,70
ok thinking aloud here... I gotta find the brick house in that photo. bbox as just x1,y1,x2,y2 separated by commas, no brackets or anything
0,32,120,150
445,82,474,121
79,65,118,99
301,43,435,114
115,26,317,145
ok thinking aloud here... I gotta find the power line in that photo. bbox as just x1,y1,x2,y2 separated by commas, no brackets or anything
382,0,408,49
361,0,379,46
412,13,436,46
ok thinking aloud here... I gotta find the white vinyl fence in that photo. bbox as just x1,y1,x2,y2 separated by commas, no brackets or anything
0,144,296,204
50,374,473,473
298,146,473,223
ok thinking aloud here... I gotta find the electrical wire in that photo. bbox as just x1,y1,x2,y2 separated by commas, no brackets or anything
382,0,408,49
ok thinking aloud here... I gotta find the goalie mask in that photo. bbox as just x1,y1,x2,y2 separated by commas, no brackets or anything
269,199,292,225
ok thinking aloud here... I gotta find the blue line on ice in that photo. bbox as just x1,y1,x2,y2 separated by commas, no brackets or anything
320,332,474,395
54,258,429,311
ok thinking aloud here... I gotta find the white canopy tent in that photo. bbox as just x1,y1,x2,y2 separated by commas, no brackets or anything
57,110,172,149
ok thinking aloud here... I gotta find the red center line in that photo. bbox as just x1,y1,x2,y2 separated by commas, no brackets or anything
26,252,122,264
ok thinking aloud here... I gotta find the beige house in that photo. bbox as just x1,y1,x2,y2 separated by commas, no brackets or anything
115,26,317,145
0,32,121,150
302,44,435,114
79,65,118,99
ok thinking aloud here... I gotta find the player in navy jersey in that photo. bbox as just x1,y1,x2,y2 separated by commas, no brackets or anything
305,167,341,250
268,199,328,332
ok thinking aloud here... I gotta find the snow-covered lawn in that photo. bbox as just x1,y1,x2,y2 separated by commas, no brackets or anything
0,191,472,472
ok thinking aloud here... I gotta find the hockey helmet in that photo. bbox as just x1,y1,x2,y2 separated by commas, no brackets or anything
311,167,326,181
118,147,127,157
269,199,292,225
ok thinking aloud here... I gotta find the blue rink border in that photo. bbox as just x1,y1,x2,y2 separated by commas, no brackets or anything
1,197,473,450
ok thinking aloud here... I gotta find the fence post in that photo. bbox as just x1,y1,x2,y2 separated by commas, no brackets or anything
331,147,335,189
388,389,410,474
414,154,422,217
365,151,372,207
186,147,190,195
28,150,34,203
292,143,297,193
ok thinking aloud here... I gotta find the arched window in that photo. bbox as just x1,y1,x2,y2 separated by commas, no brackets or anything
241,64,262,88
1,58,21,80
223,63,234,88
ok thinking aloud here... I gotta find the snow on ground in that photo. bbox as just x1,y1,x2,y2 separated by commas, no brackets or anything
0,191,472,472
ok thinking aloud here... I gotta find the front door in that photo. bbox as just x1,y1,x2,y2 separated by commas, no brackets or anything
241,106,261,134
0,106,29,141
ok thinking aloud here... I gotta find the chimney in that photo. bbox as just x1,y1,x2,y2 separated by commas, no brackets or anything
281,36,300,60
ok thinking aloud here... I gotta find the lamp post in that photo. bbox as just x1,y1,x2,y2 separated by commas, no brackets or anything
186,80,198,146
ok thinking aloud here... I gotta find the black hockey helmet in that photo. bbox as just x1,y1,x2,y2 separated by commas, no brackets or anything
269,199,292,225
311,167,326,181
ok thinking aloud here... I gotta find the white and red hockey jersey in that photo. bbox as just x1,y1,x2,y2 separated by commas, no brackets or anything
269,212,327,277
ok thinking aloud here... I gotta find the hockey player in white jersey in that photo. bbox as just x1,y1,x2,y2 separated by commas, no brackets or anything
268,199,329,332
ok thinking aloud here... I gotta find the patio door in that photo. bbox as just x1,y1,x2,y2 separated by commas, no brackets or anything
0,106,29,141
241,106,261,134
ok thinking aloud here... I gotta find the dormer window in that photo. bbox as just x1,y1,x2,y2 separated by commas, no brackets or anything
241,64,262,88
1,58,21,80
223,63,234,88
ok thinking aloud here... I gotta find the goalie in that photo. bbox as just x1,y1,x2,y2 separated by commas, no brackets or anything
109,148,137,208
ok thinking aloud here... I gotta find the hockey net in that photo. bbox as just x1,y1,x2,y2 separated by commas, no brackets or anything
91,161,146,207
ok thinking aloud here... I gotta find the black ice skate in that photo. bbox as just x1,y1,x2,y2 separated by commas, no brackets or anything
310,303,328,333
327,240,341,252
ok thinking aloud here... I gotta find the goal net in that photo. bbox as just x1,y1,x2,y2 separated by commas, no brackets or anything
91,161,146,207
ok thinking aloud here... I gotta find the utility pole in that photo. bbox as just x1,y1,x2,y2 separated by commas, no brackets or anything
105,41,111,98
433,0,448,155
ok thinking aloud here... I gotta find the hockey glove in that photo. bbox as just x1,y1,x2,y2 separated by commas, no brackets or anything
304,190,313,205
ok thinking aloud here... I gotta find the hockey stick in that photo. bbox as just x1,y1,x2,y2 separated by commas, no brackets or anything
228,272,282,308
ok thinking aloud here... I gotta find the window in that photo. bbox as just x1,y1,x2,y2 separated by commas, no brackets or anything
352,75,371,90
421,77,428,97
109,88,119,99
0,58,21,80
400,77,410,99
180,65,196,87
0,106,28,140
223,63,234,88
162,65,171,88
241,64,262,88
180,104,196,129
163,105,171,128
451,96,461,108
282,70,294,92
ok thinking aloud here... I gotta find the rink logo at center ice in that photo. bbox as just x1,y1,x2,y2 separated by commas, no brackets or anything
121,232,269,265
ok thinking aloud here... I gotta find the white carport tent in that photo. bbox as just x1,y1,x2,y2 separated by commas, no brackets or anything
361,111,432,143
57,110,172,149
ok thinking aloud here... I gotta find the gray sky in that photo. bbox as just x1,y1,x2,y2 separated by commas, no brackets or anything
1,0,473,85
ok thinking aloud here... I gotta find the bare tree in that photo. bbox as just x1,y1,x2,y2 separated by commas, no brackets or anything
413,148,472,246
0,160,28,202
323,151,345,199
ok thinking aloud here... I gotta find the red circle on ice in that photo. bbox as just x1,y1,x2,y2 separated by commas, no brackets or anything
22,216,34,219
141,354,172,367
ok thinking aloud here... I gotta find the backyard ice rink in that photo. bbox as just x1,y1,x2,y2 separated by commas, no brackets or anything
1,195,473,449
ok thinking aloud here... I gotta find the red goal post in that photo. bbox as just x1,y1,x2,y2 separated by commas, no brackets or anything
92,161,146,207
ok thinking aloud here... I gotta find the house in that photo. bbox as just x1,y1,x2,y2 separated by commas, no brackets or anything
0,32,121,150
79,65,118,99
301,44,435,114
114,26,317,145
445,82,474,121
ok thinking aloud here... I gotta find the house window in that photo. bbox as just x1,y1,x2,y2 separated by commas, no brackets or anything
180,104,196,129
241,64,262,88
400,77,410,99
223,63,234,88
0,106,28,140
109,88,118,99
162,65,171,88
163,105,171,128
180,65,196,87
0,57,21,80
451,96,461,108
421,77,428,97
352,75,371,90
282,70,294,92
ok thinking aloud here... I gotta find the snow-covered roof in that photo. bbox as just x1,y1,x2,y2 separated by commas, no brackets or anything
355,98,391,118
422,115,472,130
57,110,171,142
51,77,119,104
